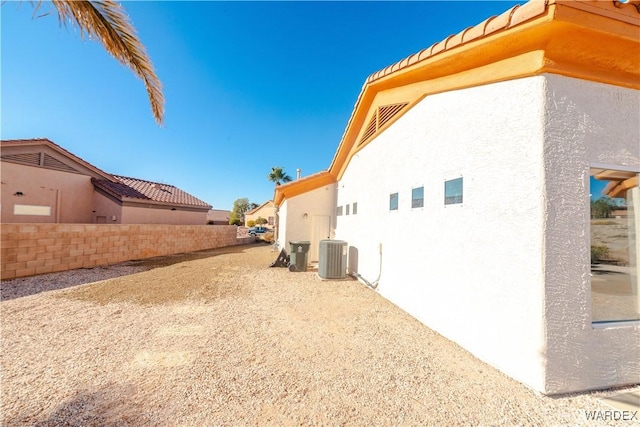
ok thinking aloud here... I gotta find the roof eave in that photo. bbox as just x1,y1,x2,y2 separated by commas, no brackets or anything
327,0,640,181
2,138,116,181
274,171,336,207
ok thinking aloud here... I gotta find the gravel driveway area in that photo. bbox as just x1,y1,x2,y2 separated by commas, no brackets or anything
1,244,637,426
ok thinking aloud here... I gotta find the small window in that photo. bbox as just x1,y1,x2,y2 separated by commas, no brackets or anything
412,186,424,208
346,204,350,215
445,178,463,205
390,193,398,211
268,216,274,226
353,202,358,215
336,206,343,216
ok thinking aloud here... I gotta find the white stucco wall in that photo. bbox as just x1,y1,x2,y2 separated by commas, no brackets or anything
277,184,336,256
542,74,639,394
335,74,640,394
336,75,549,392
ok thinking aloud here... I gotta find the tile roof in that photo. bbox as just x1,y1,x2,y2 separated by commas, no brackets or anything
365,0,548,84
93,176,211,208
366,0,639,84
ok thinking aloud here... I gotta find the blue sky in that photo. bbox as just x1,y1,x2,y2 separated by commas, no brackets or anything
2,1,521,210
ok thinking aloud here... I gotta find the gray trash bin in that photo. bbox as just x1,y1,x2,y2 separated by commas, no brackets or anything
289,241,311,272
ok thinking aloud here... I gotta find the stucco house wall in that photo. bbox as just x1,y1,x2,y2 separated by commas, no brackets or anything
245,201,276,227
277,184,336,261
1,162,95,224
91,192,123,224
541,74,639,393
335,74,640,395
336,75,548,392
119,204,208,225
207,209,231,225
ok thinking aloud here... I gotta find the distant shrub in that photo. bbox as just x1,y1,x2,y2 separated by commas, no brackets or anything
247,220,256,227
591,245,610,263
255,217,268,225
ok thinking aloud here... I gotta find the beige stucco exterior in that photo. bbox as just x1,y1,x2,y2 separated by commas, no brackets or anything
1,139,210,225
245,201,276,227
2,158,96,224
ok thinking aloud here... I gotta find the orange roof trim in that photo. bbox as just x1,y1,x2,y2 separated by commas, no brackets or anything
365,0,549,85
273,171,336,207
326,0,640,181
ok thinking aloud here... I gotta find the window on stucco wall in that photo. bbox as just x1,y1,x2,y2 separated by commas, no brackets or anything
336,206,343,216
412,186,424,208
353,202,358,215
346,204,350,215
268,216,274,226
445,177,463,205
589,168,639,323
390,193,398,211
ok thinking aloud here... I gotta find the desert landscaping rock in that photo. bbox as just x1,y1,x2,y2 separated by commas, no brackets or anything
1,244,637,425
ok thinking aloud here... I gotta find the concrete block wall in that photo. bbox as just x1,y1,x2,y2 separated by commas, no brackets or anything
1,224,255,280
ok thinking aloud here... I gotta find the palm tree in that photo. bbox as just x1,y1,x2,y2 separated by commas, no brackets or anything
268,167,292,186
23,1,164,125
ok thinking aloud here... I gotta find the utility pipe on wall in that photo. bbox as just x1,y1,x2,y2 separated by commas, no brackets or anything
350,242,382,290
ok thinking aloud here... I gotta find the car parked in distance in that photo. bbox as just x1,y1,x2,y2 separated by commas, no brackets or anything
248,226,270,236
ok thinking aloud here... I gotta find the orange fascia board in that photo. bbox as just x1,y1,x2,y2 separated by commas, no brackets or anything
274,171,336,207
327,1,640,181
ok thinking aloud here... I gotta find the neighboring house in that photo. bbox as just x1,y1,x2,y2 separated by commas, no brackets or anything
1,138,211,224
275,0,639,395
207,209,231,225
244,200,276,228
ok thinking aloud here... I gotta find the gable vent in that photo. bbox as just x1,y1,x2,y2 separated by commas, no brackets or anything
1,152,41,166
358,102,409,146
42,154,77,173
360,115,377,144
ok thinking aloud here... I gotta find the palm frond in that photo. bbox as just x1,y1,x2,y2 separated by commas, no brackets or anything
43,0,164,124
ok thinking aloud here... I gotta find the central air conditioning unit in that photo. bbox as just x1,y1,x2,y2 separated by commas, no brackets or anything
318,240,347,279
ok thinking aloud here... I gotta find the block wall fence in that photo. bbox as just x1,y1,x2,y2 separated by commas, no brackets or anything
1,224,255,280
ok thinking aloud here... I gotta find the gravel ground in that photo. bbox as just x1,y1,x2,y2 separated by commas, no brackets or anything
1,243,638,426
